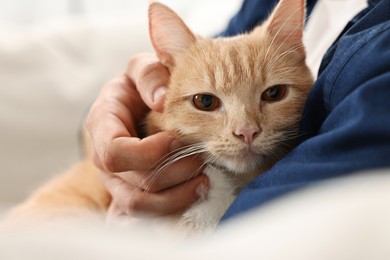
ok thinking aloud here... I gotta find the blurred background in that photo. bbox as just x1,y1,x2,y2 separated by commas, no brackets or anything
0,0,242,211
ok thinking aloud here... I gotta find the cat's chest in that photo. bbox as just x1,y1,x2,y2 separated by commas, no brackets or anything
178,166,258,235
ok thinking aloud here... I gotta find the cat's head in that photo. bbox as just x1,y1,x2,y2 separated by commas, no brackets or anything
148,0,313,174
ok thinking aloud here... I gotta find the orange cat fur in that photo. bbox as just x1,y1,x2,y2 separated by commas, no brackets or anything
2,133,110,228
3,0,313,233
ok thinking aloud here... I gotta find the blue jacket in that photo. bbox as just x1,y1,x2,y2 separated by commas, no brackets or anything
222,0,390,220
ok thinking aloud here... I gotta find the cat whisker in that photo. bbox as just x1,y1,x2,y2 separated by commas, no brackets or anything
267,44,304,74
142,149,206,192
267,30,303,68
154,147,207,176
133,142,196,187
181,160,209,187
266,14,312,75
140,143,209,194
147,142,201,170
267,147,289,163
256,126,304,164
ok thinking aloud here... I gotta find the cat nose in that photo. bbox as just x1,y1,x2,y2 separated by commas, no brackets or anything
233,127,261,145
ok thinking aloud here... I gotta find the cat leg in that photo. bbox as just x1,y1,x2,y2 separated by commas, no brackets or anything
178,167,236,235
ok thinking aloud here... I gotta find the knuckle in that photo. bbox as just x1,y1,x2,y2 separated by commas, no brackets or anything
137,175,160,193
124,192,144,214
91,152,103,170
85,106,98,131
106,77,125,88
101,145,118,173
139,62,168,83
127,53,155,70
127,53,142,67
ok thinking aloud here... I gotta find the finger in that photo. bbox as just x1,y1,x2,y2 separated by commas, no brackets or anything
117,156,204,193
110,175,209,217
87,75,172,172
126,53,170,112
93,76,148,131
86,76,148,170
88,110,134,171
106,203,126,224
103,132,182,173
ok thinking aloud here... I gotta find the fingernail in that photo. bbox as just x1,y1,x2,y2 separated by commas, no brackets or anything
153,86,167,103
169,139,183,152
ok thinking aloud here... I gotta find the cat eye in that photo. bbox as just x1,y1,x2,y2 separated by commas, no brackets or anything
192,94,221,111
261,85,287,102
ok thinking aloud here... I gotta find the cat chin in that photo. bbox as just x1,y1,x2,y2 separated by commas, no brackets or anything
225,160,263,175
209,155,264,175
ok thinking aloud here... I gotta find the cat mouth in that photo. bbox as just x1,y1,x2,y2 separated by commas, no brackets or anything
232,147,262,160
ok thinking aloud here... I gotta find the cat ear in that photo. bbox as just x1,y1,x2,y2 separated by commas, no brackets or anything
148,2,196,69
265,0,305,46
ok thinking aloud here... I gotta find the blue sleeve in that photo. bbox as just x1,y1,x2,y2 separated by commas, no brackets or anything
217,0,279,37
222,0,390,220
218,0,318,37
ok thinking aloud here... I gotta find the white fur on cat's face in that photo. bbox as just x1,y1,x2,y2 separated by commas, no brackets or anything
149,0,313,174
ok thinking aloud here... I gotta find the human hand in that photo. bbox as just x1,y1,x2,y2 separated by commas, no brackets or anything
86,53,208,219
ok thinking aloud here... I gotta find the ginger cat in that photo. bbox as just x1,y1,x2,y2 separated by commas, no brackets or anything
3,0,313,234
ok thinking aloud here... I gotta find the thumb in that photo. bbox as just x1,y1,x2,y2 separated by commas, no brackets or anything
150,86,168,112
126,53,170,112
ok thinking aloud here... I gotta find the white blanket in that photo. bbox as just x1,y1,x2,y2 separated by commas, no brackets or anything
1,170,389,259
